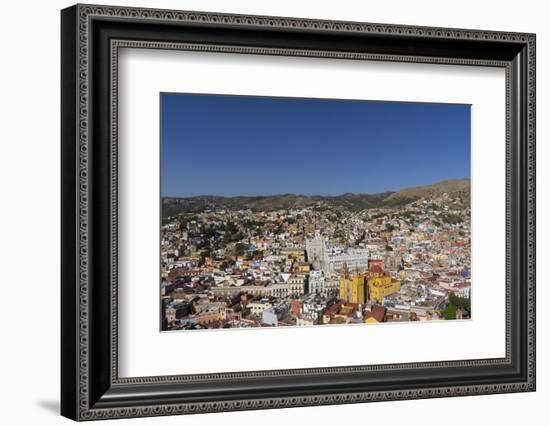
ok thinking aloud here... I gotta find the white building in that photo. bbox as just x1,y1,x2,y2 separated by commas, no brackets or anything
288,273,306,296
262,303,290,326
248,300,273,316
454,283,471,299
296,313,318,326
327,248,370,274
308,270,325,294
324,278,340,296
306,233,369,275
305,232,328,271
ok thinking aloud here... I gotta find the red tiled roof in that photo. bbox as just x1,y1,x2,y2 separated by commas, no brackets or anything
369,264,384,273
366,305,387,322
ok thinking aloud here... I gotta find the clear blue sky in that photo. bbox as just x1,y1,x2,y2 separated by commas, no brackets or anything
161,93,470,197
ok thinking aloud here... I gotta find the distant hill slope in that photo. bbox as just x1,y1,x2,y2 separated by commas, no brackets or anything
382,178,470,206
162,178,470,218
162,193,392,217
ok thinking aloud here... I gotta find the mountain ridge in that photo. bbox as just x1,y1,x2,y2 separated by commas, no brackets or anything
162,178,470,218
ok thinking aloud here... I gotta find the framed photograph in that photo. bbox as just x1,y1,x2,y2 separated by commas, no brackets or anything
61,4,536,421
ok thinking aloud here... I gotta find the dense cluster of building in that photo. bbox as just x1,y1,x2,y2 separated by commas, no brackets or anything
161,191,471,331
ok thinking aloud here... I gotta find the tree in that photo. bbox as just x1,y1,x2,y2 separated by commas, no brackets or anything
449,293,471,314
442,293,471,320
441,304,457,320
274,224,285,235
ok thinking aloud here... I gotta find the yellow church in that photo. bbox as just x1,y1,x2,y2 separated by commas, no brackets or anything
339,264,366,304
366,259,400,303
338,260,401,304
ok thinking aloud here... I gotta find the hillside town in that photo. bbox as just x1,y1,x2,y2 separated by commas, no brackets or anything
160,188,471,331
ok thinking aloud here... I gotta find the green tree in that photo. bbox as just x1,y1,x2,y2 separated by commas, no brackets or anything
442,304,457,320
449,293,471,314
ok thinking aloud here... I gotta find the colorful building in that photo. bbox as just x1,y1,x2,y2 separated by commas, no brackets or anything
294,262,311,273
366,259,401,303
339,263,366,304
364,305,387,324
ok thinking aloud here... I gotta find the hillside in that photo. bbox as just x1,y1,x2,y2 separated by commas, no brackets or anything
162,178,470,218
382,178,470,206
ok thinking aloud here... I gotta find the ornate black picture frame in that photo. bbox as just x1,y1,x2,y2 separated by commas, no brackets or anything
61,4,536,421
